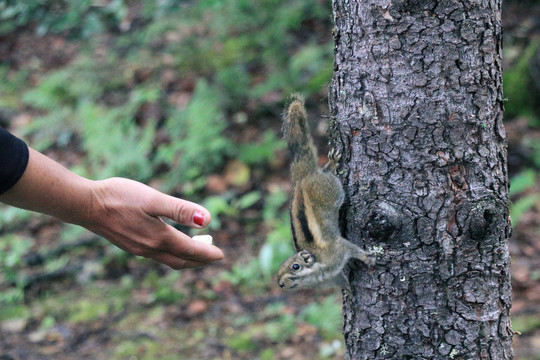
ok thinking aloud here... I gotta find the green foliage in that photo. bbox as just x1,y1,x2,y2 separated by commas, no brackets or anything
23,61,157,179
0,302,30,322
0,0,128,37
0,234,33,304
262,188,289,222
260,302,296,342
220,188,291,287
21,54,126,152
21,108,78,151
533,141,540,168
504,38,540,228
78,101,156,180
238,130,286,165
48,282,130,324
300,295,342,339
221,257,262,289
289,43,334,93
203,190,262,229
157,80,234,189
503,39,540,119
221,220,292,289
0,235,32,279
510,169,537,197
68,298,110,323
510,170,540,224
142,270,184,304
159,0,333,108
23,55,124,109
113,338,166,360
259,220,294,279
0,206,34,232
259,348,277,360
511,193,540,225
228,332,258,352
223,302,298,355
259,189,293,278
0,65,29,108
512,314,540,335
319,340,344,358
39,315,56,331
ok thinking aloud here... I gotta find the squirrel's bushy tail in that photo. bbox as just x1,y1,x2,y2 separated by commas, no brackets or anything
282,95,318,181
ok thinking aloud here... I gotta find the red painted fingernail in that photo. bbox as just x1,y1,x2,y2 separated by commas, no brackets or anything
193,211,205,226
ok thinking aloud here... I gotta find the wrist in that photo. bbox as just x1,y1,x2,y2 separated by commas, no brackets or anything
60,176,99,227
74,177,134,231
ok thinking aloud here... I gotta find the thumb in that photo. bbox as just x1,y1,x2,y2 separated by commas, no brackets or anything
144,192,211,228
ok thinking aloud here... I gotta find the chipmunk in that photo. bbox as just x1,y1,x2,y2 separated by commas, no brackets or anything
277,95,374,292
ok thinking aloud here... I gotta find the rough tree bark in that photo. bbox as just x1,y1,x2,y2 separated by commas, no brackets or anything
328,0,513,359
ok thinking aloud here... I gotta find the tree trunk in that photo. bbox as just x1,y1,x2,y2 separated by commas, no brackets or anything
328,0,513,359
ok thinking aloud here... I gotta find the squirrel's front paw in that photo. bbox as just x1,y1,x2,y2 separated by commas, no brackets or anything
349,251,377,270
328,147,342,163
366,253,377,267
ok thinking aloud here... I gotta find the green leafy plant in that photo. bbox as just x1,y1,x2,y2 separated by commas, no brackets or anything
142,270,184,304
259,189,292,278
220,189,292,288
157,80,234,191
510,169,540,224
0,234,33,304
203,191,262,229
0,206,34,232
156,0,333,111
0,0,128,37
78,101,156,181
258,220,294,279
300,295,342,339
221,257,263,289
503,39,540,119
237,130,286,166
261,302,297,342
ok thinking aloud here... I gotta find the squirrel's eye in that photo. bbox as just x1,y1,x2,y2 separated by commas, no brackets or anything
291,263,300,271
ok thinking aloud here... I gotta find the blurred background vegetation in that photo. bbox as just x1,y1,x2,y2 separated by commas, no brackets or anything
0,0,538,359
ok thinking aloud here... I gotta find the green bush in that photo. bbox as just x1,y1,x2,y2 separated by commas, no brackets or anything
0,234,33,304
504,39,540,120
78,101,156,180
0,0,128,37
301,295,342,339
157,79,234,190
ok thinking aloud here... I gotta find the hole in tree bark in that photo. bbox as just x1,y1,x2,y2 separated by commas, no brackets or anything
366,201,402,241
483,209,494,224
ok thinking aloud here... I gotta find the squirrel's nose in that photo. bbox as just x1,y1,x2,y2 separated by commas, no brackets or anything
278,281,285,288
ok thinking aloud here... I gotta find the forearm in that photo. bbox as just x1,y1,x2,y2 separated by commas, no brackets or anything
0,147,94,225
1,146,223,269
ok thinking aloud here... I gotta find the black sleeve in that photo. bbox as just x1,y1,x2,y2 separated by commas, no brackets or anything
0,128,29,195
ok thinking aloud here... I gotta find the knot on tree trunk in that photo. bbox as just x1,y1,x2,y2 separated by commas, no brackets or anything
469,204,496,240
365,201,402,241
456,199,504,242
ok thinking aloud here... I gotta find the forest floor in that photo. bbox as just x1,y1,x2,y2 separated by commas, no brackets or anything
0,2,539,360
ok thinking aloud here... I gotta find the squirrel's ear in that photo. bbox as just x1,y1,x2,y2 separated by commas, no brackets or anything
300,250,315,264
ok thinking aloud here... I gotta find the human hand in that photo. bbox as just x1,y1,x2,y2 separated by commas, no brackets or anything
80,177,224,269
